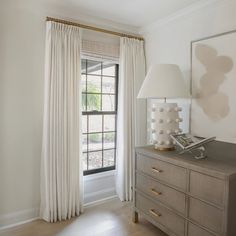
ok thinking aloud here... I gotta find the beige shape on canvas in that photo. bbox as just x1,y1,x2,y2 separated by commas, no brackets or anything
195,44,233,121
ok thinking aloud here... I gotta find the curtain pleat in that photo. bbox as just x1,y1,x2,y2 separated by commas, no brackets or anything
40,21,83,222
116,37,146,201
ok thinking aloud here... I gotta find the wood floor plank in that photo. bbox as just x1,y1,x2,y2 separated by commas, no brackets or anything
0,198,167,236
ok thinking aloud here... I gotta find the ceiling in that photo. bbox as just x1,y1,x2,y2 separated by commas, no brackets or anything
49,0,202,28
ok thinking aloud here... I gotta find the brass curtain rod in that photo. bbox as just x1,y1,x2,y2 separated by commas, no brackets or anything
46,17,144,41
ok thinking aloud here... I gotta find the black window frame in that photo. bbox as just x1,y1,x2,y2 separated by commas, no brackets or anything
82,59,119,176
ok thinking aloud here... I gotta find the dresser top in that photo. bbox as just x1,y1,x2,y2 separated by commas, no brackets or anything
136,141,236,178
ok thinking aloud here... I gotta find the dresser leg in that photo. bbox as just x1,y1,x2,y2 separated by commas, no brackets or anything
132,211,139,223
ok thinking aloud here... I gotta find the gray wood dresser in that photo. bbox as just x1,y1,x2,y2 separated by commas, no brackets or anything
133,141,236,236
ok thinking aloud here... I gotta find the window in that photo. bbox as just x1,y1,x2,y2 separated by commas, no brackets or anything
82,59,118,175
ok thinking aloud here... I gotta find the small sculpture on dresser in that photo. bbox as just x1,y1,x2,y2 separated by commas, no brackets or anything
170,133,216,159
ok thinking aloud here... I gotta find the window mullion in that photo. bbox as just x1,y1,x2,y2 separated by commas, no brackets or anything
86,59,89,171
101,61,104,168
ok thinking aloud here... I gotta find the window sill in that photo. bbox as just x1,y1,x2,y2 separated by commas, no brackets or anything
83,170,116,182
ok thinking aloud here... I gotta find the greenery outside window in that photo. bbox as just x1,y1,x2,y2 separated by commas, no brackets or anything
82,59,118,175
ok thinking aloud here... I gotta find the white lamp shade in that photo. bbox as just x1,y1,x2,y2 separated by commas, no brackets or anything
137,64,190,98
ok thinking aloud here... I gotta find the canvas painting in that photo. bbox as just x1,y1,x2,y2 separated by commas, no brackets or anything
191,30,236,143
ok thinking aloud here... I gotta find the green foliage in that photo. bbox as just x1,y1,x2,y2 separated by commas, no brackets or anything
89,133,100,142
89,133,115,143
82,83,101,111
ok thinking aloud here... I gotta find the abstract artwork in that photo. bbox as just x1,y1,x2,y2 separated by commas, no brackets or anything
191,30,236,143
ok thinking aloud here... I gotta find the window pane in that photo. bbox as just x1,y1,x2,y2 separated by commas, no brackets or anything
104,115,115,132
81,74,86,92
82,115,87,133
102,95,115,111
103,132,115,149
83,153,88,170
103,149,115,167
89,115,102,133
102,76,115,94
81,60,86,74
87,75,101,93
82,134,87,152
88,133,102,151
103,63,116,76
87,94,101,111
88,151,102,169
87,60,101,75
82,94,87,111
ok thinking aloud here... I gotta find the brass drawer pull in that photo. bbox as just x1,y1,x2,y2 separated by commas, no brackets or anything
151,167,163,173
149,209,162,217
150,188,162,195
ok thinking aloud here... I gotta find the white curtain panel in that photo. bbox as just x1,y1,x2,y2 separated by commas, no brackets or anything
116,37,146,201
40,21,83,222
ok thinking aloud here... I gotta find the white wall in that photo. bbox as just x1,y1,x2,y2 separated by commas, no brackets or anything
143,0,236,134
0,1,45,225
83,171,117,205
0,0,138,228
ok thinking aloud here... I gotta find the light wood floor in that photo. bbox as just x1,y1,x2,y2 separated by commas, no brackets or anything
0,198,167,236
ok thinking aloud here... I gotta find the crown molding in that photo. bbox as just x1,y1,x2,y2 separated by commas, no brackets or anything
139,0,221,35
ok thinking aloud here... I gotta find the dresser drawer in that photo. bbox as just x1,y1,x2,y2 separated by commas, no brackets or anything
136,154,187,190
190,171,225,206
136,173,186,215
189,197,223,234
136,193,185,236
188,222,215,236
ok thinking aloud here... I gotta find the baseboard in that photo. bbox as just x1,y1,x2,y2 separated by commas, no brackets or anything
84,195,118,208
0,188,117,230
0,208,39,230
84,187,117,204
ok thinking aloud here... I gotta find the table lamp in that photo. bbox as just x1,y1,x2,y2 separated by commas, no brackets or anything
138,64,189,150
